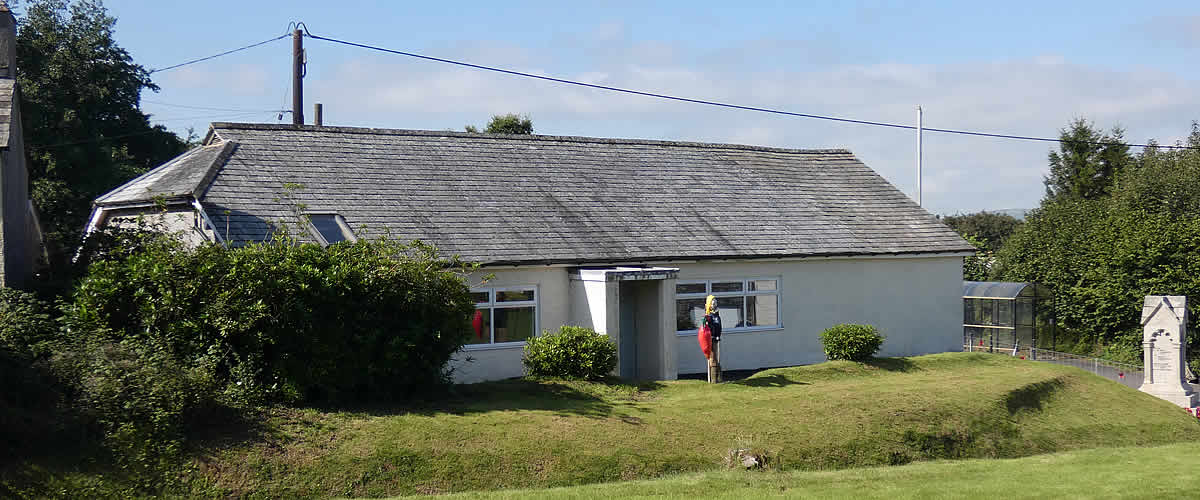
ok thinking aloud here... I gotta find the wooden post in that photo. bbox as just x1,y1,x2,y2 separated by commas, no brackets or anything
708,339,722,383
292,29,304,125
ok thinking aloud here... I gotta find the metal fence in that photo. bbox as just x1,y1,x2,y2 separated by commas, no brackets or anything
963,334,1143,389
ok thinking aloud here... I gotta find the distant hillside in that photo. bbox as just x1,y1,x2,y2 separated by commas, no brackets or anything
939,208,1029,221
991,208,1030,220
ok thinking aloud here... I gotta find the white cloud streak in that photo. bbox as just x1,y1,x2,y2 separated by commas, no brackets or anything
303,33,1198,214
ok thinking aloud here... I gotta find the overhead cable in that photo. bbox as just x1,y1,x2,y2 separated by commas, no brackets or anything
149,33,289,74
305,32,1199,151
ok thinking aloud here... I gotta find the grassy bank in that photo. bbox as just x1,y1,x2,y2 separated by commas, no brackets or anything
407,442,1200,499
5,352,1199,498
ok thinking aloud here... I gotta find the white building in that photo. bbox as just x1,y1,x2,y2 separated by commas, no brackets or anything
90,123,974,382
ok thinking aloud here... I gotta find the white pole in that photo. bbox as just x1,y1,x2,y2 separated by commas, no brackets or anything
917,105,923,207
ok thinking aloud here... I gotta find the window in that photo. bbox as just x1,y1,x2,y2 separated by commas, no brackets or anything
675,278,780,333
468,286,537,346
306,213,356,246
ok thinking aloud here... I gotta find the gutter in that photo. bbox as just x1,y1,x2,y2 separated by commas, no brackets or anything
191,198,226,245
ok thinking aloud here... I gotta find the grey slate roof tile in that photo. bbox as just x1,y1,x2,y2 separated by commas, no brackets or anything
99,122,974,264
95,141,234,206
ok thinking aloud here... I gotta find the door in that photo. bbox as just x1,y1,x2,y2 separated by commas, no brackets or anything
619,282,638,378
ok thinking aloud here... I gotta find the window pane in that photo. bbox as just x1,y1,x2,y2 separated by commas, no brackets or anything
712,281,743,293
676,298,706,331
497,289,535,302
494,307,535,343
468,309,491,344
1016,299,1033,327
471,291,490,305
964,299,975,324
996,300,1013,327
716,297,743,328
310,214,347,243
746,295,778,327
676,283,707,294
749,279,777,291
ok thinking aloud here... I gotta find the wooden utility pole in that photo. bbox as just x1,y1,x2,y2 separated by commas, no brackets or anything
292,29,304,125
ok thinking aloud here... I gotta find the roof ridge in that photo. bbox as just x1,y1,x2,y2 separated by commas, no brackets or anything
209,122,854,156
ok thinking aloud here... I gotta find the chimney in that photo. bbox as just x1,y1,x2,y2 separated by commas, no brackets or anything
0,1,14,79
314,103,323,127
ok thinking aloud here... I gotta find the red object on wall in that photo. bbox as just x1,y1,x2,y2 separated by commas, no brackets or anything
698,324,713,359
472,310,484,339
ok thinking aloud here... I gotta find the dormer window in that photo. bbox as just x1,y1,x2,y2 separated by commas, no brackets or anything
306,213,355,246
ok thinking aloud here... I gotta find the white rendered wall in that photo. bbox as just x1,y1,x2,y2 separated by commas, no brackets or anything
674,256,964,374
104,207,212,247
448,266,570,383
449,255,963,382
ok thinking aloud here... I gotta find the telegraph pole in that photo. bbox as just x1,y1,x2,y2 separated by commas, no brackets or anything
917,105,923,206
292,29,305,125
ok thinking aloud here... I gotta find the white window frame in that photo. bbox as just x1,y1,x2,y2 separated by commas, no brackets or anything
467,285,539,349
675,277,782,335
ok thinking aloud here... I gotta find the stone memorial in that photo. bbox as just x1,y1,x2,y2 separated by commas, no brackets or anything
1138,295,1198,408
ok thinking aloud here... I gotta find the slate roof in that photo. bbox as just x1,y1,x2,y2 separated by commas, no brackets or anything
96,122,974,265
96,141,234,206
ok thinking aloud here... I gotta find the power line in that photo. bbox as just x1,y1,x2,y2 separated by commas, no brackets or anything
150,111,276,123
141,99,286,113
305,32,1199,151
148,33,289,74
31,112,275,149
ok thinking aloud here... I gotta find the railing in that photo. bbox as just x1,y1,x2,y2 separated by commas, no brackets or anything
964,338,1144,389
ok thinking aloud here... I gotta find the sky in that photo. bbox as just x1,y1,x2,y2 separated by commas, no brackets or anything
77,1,1200,214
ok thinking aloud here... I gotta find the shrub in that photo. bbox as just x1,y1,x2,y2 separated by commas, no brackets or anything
0,287,57,356
0,289,65,457
523,326,617,380
66,237,477,404
819,324,885,361
51,337,223,488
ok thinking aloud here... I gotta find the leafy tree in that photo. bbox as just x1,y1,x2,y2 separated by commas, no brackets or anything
941,211,1022,252
996,120,1200,360
16,0,187,267
960,234,993,281
1043,118,1133,202
465,113,533,134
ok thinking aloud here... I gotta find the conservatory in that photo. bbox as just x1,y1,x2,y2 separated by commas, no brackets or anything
962,281,1054,356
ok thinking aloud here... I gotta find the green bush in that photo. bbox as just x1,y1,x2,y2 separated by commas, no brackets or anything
0,287,57,356
51,337,223,488
819,324,885,362
523,326,617,380
0,288,66,458
66,237,478,404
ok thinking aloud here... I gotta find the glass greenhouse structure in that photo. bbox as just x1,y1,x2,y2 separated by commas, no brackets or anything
963,281,1054,355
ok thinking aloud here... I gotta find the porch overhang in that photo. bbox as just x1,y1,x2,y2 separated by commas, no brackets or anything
570,266,680,282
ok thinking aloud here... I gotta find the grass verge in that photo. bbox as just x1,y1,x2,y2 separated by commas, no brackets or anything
401,442,1200,499
4,352,1199,498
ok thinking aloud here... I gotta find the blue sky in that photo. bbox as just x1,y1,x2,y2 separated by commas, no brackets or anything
81,1,1200,214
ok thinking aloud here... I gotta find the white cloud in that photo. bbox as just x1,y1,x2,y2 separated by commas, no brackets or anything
304,36,1199,214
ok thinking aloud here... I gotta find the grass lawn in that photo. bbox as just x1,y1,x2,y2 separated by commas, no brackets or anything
5,352,1199,498
406,442,1200,499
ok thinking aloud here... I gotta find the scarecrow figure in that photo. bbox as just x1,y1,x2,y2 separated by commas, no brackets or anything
696,295,722,382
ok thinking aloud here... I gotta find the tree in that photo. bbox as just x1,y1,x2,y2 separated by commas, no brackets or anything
996,121,1200,360
941,211,1022,252
465,113,533,134
960,234,993,281
16,0,187,267
1043,118,1133,202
